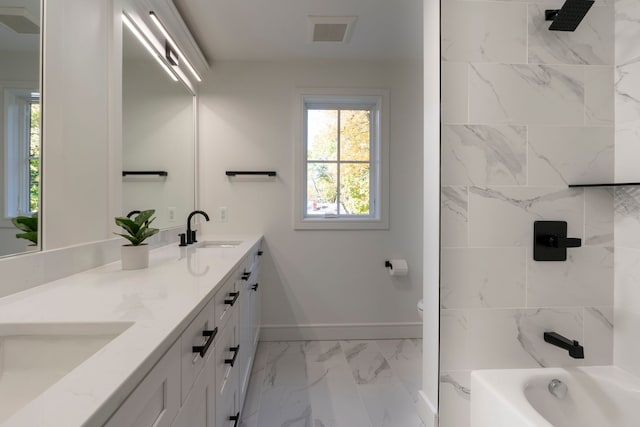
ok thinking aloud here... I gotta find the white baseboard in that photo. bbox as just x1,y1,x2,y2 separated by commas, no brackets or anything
416,391,438,427
260,322,422,341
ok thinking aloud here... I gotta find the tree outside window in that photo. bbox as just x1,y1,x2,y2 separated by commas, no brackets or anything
306,106,373,217
29,101,40,213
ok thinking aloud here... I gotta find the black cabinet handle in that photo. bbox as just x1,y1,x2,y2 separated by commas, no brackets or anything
225,345,240,367
192,327,218,358
251,283,259,291
229,412,240,427
257,251,263,256
224,291,240,306
241,271,251,281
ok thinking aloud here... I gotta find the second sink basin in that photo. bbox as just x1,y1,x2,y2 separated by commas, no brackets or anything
197,241,242,249
0,322,132,423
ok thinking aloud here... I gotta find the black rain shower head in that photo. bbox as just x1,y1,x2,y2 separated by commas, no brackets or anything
545,0,594,32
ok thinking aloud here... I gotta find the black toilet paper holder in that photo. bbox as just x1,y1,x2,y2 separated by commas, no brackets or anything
384,260,393,269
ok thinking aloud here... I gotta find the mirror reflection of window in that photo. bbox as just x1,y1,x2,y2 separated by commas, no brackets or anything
0,0,41,257
5,89,40,216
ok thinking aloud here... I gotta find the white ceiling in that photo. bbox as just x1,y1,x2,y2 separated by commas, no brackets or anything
0,0,40,51
173,0,422,63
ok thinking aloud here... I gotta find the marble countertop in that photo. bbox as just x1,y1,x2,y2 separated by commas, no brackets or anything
0,235,262,427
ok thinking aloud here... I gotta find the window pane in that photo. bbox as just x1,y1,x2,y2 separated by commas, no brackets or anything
340,163,370,215
307,109,337,161
29,102,40,212
307,162,338,215
340,110,370,161
30,103,40,157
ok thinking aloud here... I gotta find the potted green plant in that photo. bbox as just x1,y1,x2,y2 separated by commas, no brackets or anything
11,213,38,246
114,209,159,270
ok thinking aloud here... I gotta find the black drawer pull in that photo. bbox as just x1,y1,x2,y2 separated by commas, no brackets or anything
192,327,218,358
229,412,240,427
257,250,263,256
225,345,240,367
241,271,251,281
224,291,240,306
251,283,259,291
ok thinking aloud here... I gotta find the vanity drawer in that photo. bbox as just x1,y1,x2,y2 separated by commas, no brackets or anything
215,362,239,427
214,308,239,399
215,309,240,427
244,242,262,276
104,340,180,427
171,363,210,427
180,297,216,404
214,272,239,330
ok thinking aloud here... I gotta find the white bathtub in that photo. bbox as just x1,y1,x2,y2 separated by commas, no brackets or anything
471,366,640,427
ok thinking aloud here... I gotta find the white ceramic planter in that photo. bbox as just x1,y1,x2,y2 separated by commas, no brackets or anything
121,244,149,270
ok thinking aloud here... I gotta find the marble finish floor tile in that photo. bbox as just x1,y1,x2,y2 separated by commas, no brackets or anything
341,340,394,385
243,340,424,427
376,340,423,403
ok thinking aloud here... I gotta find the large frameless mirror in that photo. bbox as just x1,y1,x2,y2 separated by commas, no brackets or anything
0,0,41,258
121,14,195,230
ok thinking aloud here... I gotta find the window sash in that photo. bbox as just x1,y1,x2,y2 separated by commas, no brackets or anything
303,103,379,219
4,88,40,217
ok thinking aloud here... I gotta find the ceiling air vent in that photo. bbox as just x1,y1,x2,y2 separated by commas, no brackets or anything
308,16,357,43
0,7,39,34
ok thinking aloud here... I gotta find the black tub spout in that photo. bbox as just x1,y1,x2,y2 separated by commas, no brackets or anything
544,332,584,359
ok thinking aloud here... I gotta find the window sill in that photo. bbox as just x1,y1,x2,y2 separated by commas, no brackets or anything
294,218,389,230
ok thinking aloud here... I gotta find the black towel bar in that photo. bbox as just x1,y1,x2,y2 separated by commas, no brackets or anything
122,171,168,177
226,171,276,177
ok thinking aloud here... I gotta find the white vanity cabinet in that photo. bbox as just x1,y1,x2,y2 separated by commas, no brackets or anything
172,297,218,427
238,247,262,402
213,307,240,427
103,241,262,427
180,297,217,404
104,341,181,427
171,363,211,427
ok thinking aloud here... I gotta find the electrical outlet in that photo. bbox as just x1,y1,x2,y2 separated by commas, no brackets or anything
219,207,228,223
168,207,176,222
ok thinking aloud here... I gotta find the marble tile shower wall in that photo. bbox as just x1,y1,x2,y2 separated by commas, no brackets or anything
613,0,640,377
440,1,615,426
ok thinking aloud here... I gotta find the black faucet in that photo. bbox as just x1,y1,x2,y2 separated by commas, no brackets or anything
186,210,210,245
544,332,584,359
126,210,141,219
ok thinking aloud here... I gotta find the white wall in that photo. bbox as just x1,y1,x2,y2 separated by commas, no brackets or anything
198,60,423,339
0,51,38,79
0,0,120,294
613,0,640,377
122,56,194,229
42,0,112,249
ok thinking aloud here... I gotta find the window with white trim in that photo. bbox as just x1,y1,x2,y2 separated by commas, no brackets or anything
4,88,40,218
295,90,388,230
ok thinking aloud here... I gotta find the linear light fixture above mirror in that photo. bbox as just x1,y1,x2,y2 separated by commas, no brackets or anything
149,11,202,83
122,12,178,82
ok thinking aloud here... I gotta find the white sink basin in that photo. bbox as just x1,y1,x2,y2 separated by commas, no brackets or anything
197,240,242,248
0,322,132,423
